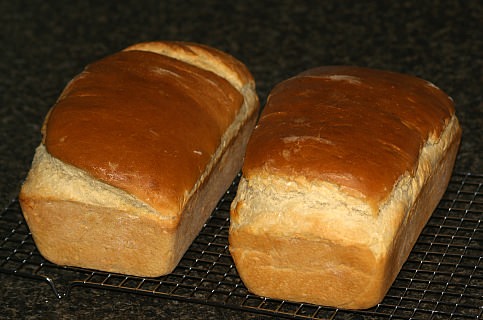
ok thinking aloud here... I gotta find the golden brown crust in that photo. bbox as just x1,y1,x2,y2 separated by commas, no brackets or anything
20,41,260,276
20,107,258,276
229,66,461,309
45,45,247,215
230,126,461,309
243,66,455,210
123,41,254,91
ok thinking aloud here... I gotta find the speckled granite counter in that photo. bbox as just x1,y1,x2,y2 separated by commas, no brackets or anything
1,1,481,319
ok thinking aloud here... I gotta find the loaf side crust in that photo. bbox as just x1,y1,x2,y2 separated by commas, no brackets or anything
19,100,256,277
230,114,461,308
20,90,258,276
20,42,259,276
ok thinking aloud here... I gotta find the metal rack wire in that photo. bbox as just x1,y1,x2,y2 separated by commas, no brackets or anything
1,173,482,319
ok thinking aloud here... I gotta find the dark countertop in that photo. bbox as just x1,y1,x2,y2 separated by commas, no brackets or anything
1,1,481,319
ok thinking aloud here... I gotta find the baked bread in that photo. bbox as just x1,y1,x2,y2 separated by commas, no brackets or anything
229,66,461,309
19,41,259,277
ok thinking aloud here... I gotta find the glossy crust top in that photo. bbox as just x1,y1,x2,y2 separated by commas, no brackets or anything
243,66,455,210
44,41,255,215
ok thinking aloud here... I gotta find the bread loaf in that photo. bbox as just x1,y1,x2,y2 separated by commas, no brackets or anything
19,41,259,277
229,66,461,309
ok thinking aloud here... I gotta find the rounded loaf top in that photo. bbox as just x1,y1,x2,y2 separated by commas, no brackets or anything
243,66,456,207
44,41,254,215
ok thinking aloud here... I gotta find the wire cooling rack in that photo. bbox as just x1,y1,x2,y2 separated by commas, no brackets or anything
1,173,482,319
